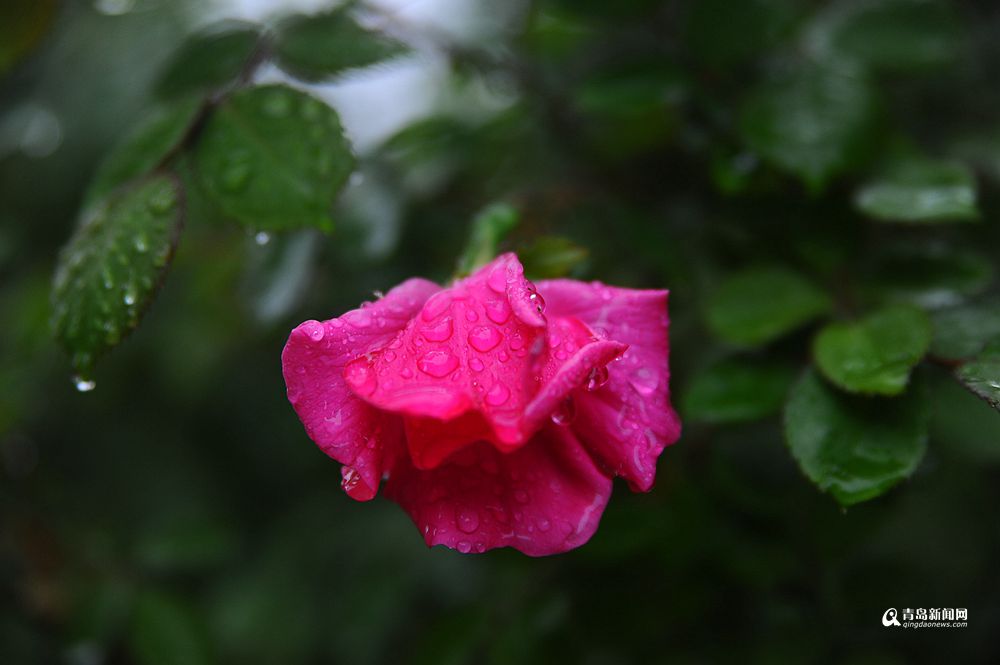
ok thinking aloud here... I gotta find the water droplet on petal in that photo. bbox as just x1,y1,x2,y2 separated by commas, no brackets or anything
537,518,551,532
465,308,479,322
421,292,452,321
469,357,485,372
468,325,503,352
487,264,508,293
456,540,473,553
422,317,454,342
513,489,529,504
629,367,659,396
418,351,459,377
457,508,480,533
485,299,511,324
73,375,96,392
344,357,378,395
341,466,361,491
485,381,510,406
551,396,576,426
528,290,545,314
586,365,610,391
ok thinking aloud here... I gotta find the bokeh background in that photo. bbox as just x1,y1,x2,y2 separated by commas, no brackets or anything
3,0,1000,663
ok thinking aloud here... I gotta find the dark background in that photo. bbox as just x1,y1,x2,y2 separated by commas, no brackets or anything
3,0,1000,663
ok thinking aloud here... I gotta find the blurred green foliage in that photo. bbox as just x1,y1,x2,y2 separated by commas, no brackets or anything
3,0,1000,663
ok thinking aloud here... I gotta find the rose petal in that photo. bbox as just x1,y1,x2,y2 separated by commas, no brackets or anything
535,280,681,491
384,424,612,556
282,278,441,499
345,255,629,466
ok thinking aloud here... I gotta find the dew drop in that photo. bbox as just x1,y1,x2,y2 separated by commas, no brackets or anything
301,320,325,342
456,508,480,534
487,264,508,293
341,466,361,492
629,367,659,396
551,396,576,426
344,356,377,395
509,334,524,351
418,351,459,377
465,308,479,322
456,541,473,554
254,231,271,245
586,365,610,392
528,290,545,314
421,292,452,321
485,381,510,406
134,236,148,253
123,290,136,306
485,299,511,324
421,317,454,342
73,375,96,392
468,325,503,352
469,357,485,372
537,518,551,532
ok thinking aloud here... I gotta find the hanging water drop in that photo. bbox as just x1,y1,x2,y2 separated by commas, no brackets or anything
254,231,271,246
73,375,96,392
586,365,610,391
551,396,576,426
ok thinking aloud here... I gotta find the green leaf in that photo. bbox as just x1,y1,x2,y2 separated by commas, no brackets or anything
274,10,407,82
683,356,796,424
955,341,1000,412
85,97,203,206
740,62,877,191
706,267,832,346
810,0,961,73
930,302,1000,360
455,203,519,276
155,23,260,99
192,84,354,232
130,590,213,665
518,236,589,280
784,369,929,506
863,244,992,308
814,304,931,396
52,175,183,380
855,160,978,223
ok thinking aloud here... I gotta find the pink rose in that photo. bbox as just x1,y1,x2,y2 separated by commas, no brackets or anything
282,253,680,555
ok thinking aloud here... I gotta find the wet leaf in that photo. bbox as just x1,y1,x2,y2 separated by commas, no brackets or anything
86,96,202,205
155,23,260,99
955,341,1000,412
192,84,354,232
855,159,978,223
784,369,928,506
741,62,877,191
52,174,183,379
930,301,1000,360
706,266,832,346
274,10,407,82
813,304,931,395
